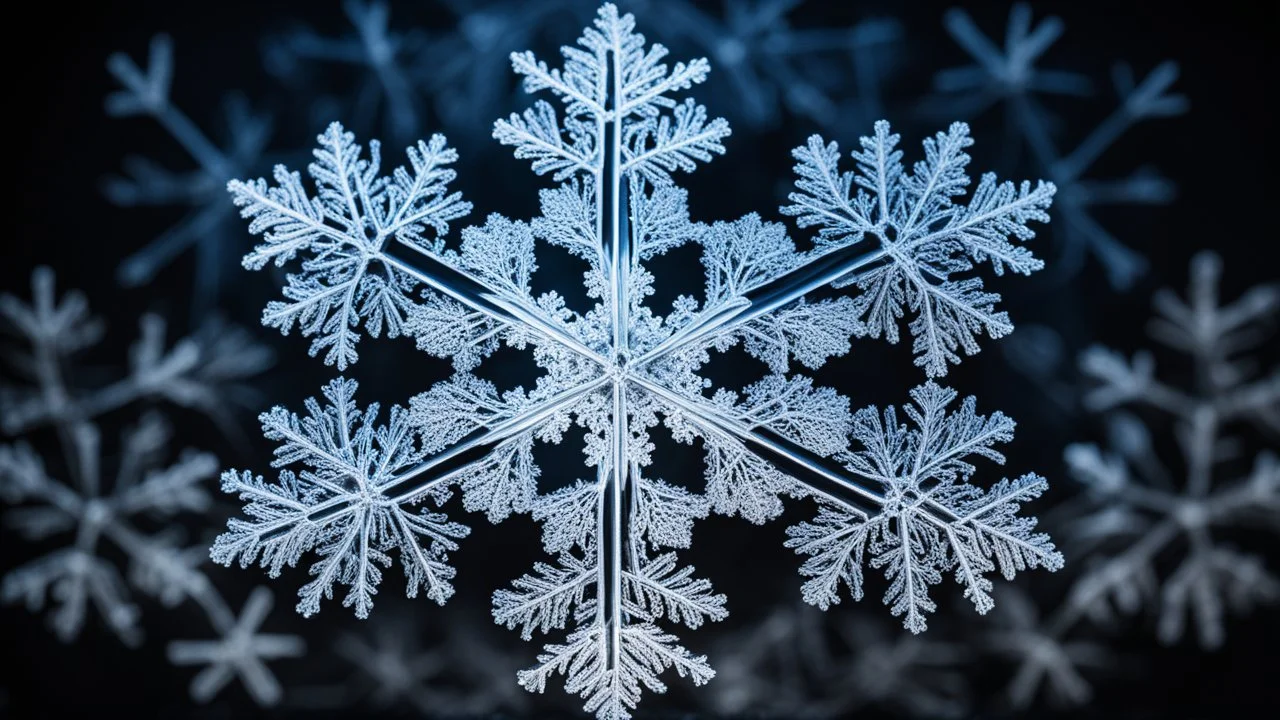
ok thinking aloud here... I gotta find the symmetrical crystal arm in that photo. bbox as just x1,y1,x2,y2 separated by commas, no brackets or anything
630,374,882,512
635,241,890,367
382,244,608,366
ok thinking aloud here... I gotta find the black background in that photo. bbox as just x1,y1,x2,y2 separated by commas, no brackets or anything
7,1,1278,718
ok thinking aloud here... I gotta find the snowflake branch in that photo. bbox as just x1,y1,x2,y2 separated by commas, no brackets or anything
634,241,891,369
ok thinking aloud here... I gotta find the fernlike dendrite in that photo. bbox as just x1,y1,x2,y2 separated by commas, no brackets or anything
214,5,1063,717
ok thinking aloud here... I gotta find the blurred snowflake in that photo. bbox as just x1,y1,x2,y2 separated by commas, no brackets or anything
265,0,574,146
264,0,429,144
705,603,970,718
423,0,574,136
0,268,299,706
288,606,529,714
992,252,1279,707
933,4,1186,289
635,0,901,131
106,35,273,313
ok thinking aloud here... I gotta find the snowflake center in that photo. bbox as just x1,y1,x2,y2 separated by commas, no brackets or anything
882,485,911,515
1173,500,1207,530
82,498,111,527
607,353,631,383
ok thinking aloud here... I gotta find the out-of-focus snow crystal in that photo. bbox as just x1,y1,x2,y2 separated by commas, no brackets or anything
106,35,273,313
0,268,299,706
934,4,1186,289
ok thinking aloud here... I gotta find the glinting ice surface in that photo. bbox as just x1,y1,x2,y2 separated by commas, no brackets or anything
213,5,1063,717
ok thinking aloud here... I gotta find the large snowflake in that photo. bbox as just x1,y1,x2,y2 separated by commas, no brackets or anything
214,5,1062,717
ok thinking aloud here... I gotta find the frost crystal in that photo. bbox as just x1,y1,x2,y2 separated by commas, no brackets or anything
1067,253,1279,637
935,4,1186,289
264,0,428,143
994,252,1279,707
638,0,902,130
106,35,273,312
217,5,1061,717
0,269,300,706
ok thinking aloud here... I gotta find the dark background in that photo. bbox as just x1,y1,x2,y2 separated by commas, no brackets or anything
6,0,1277,718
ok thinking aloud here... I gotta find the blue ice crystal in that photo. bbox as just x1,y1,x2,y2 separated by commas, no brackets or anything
214,5,1062,717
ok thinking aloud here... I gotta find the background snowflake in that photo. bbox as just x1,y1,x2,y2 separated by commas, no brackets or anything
931,3,1187,289
0,268,301,706
987,252,1279,707
106,34,274,314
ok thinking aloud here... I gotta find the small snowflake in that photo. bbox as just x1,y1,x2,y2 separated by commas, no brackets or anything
264,0,429,143
635,0,902,130
1065,252,1279,643
168,587,306,705
287,606,530,714
216,5,1061,717
704,603,971,718
106,35,273,312
933,3,1187,289
991,252,1279,707
0,268,299,706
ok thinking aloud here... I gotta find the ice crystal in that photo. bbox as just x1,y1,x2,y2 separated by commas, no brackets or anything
216,5,1061,716
288,607,529,715
0,268,299,705
705,603,970,718
981,586,1111,708
264,1,428,143
424,0,574,133
1066,253,1279,642
168,587,306,705
266,1,573,144
935,4,1186,289
636,0,902,130
106,35,273,312
994,252,1278,707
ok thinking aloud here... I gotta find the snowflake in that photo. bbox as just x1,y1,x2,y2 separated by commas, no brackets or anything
264,0,429,143
635,0,902,130
215,5,1061,717
0,268,300,706
422,0,575,134
167,586,305,705
980,586,1111,709
993,252,1279,707
934,4,1187,289
266,1,574,144
106,34,273,313
287,605,529,714
702,602,831,716
704,602,970,718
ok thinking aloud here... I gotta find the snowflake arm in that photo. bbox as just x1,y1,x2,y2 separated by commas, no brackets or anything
212,379,470,617
786,383,1062,632
637,120,1053,378
167,587,306,706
